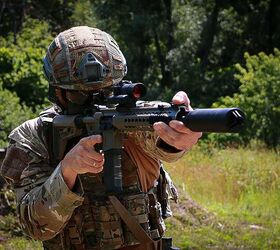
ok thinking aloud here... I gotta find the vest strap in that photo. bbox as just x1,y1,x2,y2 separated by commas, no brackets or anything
108,195,160,250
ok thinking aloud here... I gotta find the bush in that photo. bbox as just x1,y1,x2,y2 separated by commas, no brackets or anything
0,17,52,108
0,89,34,147
0,17,52,146
210,49,280,148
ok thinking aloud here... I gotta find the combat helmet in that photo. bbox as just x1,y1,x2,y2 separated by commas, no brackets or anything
43,26,127,94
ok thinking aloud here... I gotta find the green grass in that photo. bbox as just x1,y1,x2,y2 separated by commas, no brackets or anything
0,238,41,250
0,213,42,250
0,144,279,249
164,144,280,249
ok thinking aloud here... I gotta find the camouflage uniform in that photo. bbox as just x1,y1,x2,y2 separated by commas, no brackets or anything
1,26,185,250
1,103,185,250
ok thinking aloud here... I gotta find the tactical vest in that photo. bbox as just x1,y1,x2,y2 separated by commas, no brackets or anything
42,151,167,250
42,115,173,250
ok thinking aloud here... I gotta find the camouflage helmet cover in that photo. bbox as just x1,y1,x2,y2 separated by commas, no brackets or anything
43,26,127,91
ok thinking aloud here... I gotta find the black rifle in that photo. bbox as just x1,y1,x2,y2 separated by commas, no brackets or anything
52,81,245,193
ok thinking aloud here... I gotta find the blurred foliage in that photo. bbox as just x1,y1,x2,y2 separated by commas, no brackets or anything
70,0,97,27
0,0,77,37
90,0,176,93
168,0,280,106
0,89,34,147
211,50,280,149
0,18,50,145
0,18,52,107
0,0,279,147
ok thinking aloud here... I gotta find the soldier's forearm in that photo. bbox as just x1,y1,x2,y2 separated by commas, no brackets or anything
17,164,84,240
130,132,186,163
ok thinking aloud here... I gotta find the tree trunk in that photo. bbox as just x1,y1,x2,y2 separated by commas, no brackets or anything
163,0,174,88
153,28,166,85
0,1,6,28
154,0,174,88
266,0,279,52
197,0,220,71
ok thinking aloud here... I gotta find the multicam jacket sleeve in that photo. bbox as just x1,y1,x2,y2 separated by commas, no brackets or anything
1,115,84,240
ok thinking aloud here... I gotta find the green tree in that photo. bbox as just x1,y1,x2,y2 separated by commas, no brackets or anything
0,0,78,40
91,0,176,93
0,89,34,147
170,0,280,106
70,0,97,27
0,18,52,108
211,50,280,148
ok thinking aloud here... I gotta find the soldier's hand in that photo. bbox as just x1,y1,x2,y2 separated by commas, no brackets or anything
153,91,202,151
61,135,104,189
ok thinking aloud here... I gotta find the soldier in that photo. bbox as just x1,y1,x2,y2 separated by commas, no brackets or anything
0,26,201,250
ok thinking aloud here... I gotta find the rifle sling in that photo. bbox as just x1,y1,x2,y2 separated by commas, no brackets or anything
108,195,157,249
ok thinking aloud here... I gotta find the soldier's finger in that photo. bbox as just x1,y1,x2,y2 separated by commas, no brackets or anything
169,120,193,134
84,149,104,163
79,135,102,147
169,121,202,141
85,165,104,174
153,122,177,144
172,91,190,106
81,154,104,168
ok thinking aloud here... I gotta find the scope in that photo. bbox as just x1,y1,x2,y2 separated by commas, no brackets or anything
113,81,146,99
107,81,146,106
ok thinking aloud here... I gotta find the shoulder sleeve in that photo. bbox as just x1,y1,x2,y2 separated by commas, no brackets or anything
1,117,47,183
8,117,49,160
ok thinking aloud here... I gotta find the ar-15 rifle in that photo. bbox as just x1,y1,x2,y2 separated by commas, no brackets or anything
52,81,245,193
